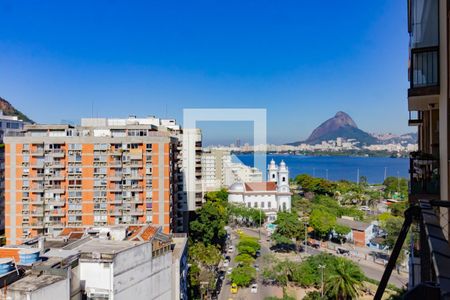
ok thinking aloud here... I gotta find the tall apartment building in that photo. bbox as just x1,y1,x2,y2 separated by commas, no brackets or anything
376,0,450,297
4,118,182,244
201,149,231,191
174,128,203,232
0,111,25,234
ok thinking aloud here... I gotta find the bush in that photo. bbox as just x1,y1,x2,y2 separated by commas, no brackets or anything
303,291,322,300
230,265,256,286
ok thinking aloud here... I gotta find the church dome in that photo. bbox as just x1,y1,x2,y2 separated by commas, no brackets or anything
279,160,287,170
229,182,245,192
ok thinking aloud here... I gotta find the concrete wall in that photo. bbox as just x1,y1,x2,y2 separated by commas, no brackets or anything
8,278,70,300
114,252,172,300
79,243,173,300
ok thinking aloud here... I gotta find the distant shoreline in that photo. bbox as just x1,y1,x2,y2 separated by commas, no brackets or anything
231,150,409,159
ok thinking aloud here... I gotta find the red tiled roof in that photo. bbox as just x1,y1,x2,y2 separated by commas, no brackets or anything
244,182,277,192
127,225,159,241
59,228,84,237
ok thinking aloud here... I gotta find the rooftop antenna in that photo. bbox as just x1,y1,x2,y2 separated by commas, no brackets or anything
164,103,168,118
91,100,94,118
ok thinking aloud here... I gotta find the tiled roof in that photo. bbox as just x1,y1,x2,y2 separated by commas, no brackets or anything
244,182,277,192
127,225,159,241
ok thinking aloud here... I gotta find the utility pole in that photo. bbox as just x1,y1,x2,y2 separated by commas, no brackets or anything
259,209,262,240
319,264,326,297
384,167,387,181
357,168,360,184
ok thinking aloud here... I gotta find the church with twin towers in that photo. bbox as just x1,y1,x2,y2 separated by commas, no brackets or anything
228,159,292,222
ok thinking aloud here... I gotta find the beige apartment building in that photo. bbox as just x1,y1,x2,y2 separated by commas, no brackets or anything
3,118,183,244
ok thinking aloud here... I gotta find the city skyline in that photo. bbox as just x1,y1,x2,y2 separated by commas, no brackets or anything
0,0,409,144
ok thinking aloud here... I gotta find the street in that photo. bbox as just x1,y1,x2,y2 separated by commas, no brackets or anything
218,226,407,300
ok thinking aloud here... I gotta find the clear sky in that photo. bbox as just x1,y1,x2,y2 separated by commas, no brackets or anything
0,0,410,145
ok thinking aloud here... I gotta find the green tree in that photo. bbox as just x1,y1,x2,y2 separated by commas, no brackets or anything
189,242,222,271
230,265,256,286
189,201,228,246
272,211,305,247
382,216,404,249
324,258,364,299
309,209,336,238
334,224,351,243
303,291,323,300
235,253,255,265
383,176,408,199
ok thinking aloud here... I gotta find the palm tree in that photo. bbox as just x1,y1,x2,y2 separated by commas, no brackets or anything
324,258,364,299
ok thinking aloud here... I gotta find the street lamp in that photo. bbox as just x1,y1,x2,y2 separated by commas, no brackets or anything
318,264,326,297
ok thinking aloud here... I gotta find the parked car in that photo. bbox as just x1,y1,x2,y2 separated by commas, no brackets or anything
223,259,230,267
250,284,258,293
227,267,233,275
231,283,238,294
255,250,261,257
228,246,234,253
336,248,350,256
253,264,259,272
225,255,231,261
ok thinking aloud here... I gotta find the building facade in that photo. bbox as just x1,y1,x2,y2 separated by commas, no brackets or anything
4,119,181,244
228,159,291,221
0,110,25,234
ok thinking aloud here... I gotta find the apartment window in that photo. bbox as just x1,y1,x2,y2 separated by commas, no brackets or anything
282,177,286,182
68,144,82,151
146,144,152,150
283,202,287,211
247,202,251,208
268,201,271,208
130,143,139,149
254,202,258,208
261,202,265,208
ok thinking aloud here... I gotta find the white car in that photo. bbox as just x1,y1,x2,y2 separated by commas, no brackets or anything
223,259,230,267
228,246,234,253
227,267,233,275
250,284,258,293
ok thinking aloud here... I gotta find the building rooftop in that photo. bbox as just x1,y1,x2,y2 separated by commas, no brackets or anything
337,218,372,231
127,225,159,241
71,238,141,254
7,273,66,292
171,235,188,261
245,182,277,192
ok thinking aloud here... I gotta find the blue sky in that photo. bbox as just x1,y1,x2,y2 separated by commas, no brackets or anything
0,0,410,144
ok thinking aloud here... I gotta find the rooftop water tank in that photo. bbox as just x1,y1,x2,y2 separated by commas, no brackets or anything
19,248,40,265
0,258,14,275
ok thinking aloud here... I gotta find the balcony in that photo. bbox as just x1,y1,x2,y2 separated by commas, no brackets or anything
409,46,440,97
109,209,122,216
30,149,44,156
409,153,440,202
375,200,450,299
407,0,439,100
49,150,65,158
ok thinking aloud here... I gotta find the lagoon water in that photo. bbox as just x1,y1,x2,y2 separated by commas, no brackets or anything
234,154,409,184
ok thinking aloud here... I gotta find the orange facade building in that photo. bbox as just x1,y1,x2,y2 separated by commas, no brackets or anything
4,122,180,244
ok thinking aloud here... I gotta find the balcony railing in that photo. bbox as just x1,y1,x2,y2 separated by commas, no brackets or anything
409,153,440,199
375,200,450,299
409,46,440,95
